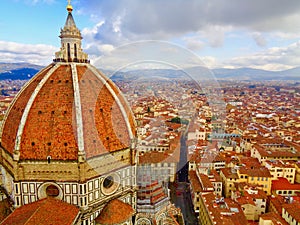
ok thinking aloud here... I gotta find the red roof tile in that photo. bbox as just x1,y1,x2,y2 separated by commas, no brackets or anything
282,202,300,222
189,171,203,192
95,199,134,225
0,198,80,225
272,177,300,191
260,212,288,225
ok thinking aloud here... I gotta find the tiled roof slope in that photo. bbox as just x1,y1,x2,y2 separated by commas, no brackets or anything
0,63,136,160
0,197,80,225
95,199,134,225
1,64,54,156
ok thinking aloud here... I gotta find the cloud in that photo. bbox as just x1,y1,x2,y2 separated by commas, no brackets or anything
79,0,300,44
23,0,56,5
184,37,205,51
92,40,209,72
223,40,300,71
252,32,267,47
0,41,57,65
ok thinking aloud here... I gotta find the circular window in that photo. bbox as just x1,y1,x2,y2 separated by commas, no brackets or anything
46,185,59,197
101,173,120,195
37,182,62,200
103,176,114,189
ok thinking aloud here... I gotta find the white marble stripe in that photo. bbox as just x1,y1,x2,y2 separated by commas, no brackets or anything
87,64,134,139
71,63,85,153
14,63,60,153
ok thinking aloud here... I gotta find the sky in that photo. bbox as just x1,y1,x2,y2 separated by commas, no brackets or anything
1,0,300,71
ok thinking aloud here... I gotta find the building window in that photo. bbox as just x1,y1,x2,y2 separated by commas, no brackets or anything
67,43,71,60
103,176,114,189
46,185,60,197
74,43,77,59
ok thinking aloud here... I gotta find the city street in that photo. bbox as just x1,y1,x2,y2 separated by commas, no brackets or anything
169,134,199,225
170,182,199,225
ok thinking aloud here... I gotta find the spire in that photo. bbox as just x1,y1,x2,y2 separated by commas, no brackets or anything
54,0,89,63
67,0,73,12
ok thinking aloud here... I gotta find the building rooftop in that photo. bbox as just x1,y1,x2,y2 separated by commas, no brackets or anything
272,177,300,191
282,202,300,222
259,212,288,225
95,199,134,225
0,197,80,225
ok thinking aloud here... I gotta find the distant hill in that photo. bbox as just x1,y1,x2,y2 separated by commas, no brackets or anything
110,67,300,81
213,67,300,80
0,63,299,81
0,63,43,80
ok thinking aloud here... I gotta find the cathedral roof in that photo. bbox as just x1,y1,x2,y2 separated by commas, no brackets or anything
0,63,135,161
0,198,80,225
95,199,134,225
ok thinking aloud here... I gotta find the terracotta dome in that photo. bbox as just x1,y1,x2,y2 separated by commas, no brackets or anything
95,199,134,225
0,8,135,162
0,63,135,161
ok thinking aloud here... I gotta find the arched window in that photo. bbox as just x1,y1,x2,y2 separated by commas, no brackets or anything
67,43,71,61
74,43,77,59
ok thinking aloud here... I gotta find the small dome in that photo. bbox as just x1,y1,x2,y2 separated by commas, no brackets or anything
0,63,136,161
95,199,134,225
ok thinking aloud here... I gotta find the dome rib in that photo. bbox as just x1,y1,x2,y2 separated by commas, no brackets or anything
13,64,60,160
70,63,85,158
0,64,53,143
88,64,134,140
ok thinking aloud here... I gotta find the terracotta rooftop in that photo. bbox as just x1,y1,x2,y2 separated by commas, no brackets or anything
220,167,239,179
189,170,203,192
139,137,180,164
198,173,214,190
95,199,134,225
209,169,222,182
201,192,247,225
238,166,272,177
269,195,286,214
260,212,288,225
239,156,261,168
272,177,300,191
0,197,80,225
282,202,300,222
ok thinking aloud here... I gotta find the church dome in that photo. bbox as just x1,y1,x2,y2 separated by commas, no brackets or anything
0,5,136,162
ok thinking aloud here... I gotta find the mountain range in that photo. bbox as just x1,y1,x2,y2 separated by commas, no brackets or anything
0,62,299,81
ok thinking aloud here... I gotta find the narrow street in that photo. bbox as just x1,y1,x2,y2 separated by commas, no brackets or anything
170,182,199,225
169,134,199,225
